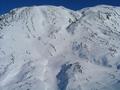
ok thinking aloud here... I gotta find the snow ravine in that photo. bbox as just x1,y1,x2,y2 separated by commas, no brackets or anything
0,5,120,90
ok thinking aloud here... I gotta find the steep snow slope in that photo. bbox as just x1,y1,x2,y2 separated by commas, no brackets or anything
0,5,120,90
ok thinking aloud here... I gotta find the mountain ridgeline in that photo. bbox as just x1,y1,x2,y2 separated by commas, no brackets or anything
0,5,120,90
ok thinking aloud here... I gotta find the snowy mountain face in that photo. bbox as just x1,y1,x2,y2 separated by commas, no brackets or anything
0,5,120,90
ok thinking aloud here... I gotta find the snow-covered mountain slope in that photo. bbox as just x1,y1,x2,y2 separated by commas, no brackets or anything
0,5,120,90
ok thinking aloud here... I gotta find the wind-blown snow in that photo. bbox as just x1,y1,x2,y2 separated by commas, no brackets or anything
0,5,120,90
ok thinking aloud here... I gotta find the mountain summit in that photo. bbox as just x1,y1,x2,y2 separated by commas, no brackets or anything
0,5,120,90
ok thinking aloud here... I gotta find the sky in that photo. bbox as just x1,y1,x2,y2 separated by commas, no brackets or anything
0,0,120,15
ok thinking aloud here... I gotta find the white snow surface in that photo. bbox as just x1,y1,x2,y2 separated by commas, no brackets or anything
0,5,120,90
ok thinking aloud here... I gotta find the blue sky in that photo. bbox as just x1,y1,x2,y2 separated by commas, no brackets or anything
0,0,120,15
